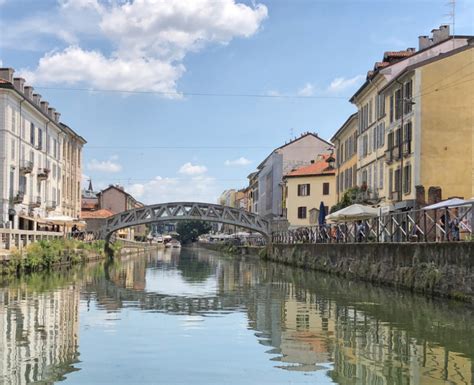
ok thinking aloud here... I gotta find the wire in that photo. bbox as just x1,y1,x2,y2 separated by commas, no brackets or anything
34,86,350,100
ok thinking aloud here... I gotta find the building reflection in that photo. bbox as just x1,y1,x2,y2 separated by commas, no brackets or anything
1,248,472,385
0,282,80,385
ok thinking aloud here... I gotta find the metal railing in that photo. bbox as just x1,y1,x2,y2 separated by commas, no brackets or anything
0,229,63,252
272,202,473,244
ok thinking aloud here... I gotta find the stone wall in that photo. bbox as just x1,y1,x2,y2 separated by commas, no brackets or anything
268,242,474,302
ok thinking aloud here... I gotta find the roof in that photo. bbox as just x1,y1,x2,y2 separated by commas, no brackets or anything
0,77,86,143
81,201,98,210
285,154,335,178
350,35,472,103
330,113,358,142
257,132,333,170
97,185,143,207
379,43,474,93
80,209,114,219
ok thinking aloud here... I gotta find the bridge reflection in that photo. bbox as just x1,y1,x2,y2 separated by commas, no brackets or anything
1,248,473,385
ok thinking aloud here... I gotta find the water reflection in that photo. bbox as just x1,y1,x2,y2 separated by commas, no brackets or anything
0,247,473,385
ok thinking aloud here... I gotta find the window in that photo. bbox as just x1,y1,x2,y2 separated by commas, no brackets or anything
395,88,402,120
323,182,330,195
403,164,411,194
11,108,16,133
394,168,401,193
362,169,368,185
19,175,26,194
389,169,393,197
379,160,384,189
297,206,307,219
376,93,385,119
353,165,357,186
389,94,394,123
37,128,43,150
30,123,35,145
297,183,310,196
404,80,413,114
362,135,368,157
404,121,412,154
11,139,15,160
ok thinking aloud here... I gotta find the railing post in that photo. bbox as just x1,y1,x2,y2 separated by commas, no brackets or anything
423,210,428,242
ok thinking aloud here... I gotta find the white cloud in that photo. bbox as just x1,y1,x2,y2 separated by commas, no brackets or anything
297,83,315,97
178,162,208,175
127,175,220,204
327,75,364,93
13,0,268,94
87,157,122,173
225,157,252,166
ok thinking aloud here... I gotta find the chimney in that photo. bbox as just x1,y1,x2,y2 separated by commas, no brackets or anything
24,86,34,100
13,77,25,93
48,107,56,119
418,36,432,50
432,25,450,44
0,68,14,83
40,100,49,114
33,93,42,106
54,112,61,123
407,47,416,53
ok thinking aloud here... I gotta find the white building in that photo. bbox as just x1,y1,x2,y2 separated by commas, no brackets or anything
0,68,86,230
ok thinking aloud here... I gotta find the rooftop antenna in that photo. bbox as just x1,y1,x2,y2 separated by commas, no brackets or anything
446,0,456,48
290,128,294,140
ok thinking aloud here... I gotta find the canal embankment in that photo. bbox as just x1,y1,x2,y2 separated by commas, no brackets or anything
195,242,265,256
0,238,161,275
267,242,474,303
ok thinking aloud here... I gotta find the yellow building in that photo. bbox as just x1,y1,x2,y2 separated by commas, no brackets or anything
330,113,358,202
283,154,336,227
349,25,473,210
381,43,474,204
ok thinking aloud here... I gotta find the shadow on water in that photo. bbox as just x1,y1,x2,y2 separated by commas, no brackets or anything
0,247,473,384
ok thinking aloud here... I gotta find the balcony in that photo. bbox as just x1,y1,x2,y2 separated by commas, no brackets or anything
10,191,25,204
390,191,400,202
384,149,393,164
46,200,57,211
20,159,33,174
37,167,50,180
29,196,41,208
392,146,400,160
403,141,412,157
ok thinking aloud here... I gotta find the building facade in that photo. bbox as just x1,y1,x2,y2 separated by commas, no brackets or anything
283,154,336,227
331,113,358,202
0,68,86,230
350,25,473,210
250,132,333,219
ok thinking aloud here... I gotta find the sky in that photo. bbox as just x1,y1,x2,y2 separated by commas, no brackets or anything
1,0,473,204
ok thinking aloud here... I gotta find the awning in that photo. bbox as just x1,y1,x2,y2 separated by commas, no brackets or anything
326,204,379,223
423,198,471,210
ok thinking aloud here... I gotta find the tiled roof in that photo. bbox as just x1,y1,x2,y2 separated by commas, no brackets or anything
285,154,335,177
80,209,114,219
384,50,415,59
0,79,10,84
82,201,98,210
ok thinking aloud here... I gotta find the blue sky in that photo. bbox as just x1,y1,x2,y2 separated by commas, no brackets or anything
1,0,473,203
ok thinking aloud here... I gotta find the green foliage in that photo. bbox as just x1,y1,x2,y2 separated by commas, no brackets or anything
176,220,212,244
1,239,110,276
330,186,360,213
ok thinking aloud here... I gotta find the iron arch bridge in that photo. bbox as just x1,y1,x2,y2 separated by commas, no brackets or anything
102,202,271,242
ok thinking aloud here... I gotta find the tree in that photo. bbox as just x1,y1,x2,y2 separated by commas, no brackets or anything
176,220,212,244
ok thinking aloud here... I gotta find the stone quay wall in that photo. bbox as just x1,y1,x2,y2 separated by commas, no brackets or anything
267,242,474,302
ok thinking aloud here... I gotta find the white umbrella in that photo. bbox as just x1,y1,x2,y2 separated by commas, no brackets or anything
46,215,75,224
423,198,468,210
326,204,378,223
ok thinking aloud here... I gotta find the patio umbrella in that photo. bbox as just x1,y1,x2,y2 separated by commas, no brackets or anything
326,204,378,223
318,201,326,225
423,198,468,210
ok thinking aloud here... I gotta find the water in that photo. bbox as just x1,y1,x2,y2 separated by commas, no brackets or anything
1,247,473,385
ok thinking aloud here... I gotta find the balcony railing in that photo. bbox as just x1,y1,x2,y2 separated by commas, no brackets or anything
10,191,25,204
403,141,412,156
20,159,33,174
390,190,400,202
384,149,393,164
29,195,42,208
46,200,57,211
37,167,50,180
392,146,400,160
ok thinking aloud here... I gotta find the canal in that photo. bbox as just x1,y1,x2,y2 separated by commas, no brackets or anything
1,247,473,385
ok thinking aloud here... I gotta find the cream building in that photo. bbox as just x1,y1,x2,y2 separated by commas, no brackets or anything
331,113,358,202
283,154,336,227
350,25,472,210
0,68,86,230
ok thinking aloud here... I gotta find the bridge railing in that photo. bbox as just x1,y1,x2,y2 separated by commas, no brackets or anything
272,202,473,244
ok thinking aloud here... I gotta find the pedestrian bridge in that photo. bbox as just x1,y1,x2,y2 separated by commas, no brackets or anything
102,202,271,242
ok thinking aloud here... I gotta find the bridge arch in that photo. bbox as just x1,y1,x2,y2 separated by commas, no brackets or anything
101,202,271,244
